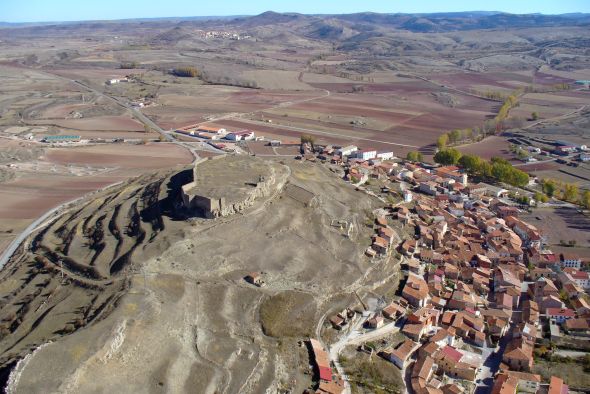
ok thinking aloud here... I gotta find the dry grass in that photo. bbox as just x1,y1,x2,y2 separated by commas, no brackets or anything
259,290,316,337
340,350,404,394
533,360,590,389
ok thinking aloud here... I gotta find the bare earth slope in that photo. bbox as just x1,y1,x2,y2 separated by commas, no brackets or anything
2,158,396,393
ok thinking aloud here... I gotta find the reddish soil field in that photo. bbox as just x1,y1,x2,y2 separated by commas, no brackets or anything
230,90,320,105
72,130,161,139
519,162,561,173
218,119,417,157
293,101,418,123
433,72,531,90
144,109,210,131
0,175,121,220
217,119,353,147
308,80,439,94
263,89,496,151
519,97,582,109
458,136,513,160
257,111,390,137
395,111,462,131
150,90,326,130
30,115,145,131
533,71,575,85
50,68,145,82
365,81,443,93
45,143,193,169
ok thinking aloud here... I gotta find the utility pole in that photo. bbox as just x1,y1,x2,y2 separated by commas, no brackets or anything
59,259,64,283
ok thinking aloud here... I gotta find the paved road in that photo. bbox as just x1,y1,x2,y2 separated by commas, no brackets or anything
65,78,174,141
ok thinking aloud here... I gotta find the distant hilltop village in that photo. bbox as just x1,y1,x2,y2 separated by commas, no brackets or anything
199,30,252,40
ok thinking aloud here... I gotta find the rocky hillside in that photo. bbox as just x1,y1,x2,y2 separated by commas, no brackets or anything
0,168,192,378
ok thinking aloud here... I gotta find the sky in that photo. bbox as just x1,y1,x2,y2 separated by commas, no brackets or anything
1,0,590,23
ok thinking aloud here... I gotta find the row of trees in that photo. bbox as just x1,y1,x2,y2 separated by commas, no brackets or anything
200,71,259,88
406,151,424,162
433,149,530,187
541,179,590,208
479,90,507,101
436,128,476,149
169,66,259,88
480,84,569,102
120,61,140,69
495,93,519,124
172,66,199,77
436,116,512,150
524,83,571,93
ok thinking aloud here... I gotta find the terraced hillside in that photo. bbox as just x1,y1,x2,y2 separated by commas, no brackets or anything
1,158,401,394
0,167,193,377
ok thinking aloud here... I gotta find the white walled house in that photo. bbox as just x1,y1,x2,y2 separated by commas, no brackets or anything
226,130,255,141
355,150,377,161
377,151,395,160
337,145,358,156
404,190,413,203
561,254,582,269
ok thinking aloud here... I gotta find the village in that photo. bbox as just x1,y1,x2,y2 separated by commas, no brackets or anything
294,143,588,394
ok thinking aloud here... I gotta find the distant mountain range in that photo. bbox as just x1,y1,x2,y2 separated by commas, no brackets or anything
227,11,590,33
2,11,590,32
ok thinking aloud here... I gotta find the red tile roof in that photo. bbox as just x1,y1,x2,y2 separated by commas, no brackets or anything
319,366,332,382
546,308,575,318
440,346,463,363
548,376,567,394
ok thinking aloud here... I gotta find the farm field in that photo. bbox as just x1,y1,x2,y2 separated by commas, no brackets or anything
521,207,590,248
457,136,514,161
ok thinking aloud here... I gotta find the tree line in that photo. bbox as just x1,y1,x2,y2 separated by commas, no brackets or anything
172,66,199,77
541,179,590,209
435,91,524,151
169,66,259,88
495,93,519,125
433,149,530,188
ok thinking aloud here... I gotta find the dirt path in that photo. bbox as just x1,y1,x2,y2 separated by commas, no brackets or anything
520,104,588,130
405,73,502,103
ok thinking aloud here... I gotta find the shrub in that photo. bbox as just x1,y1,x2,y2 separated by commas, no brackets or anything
172,66,199,77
